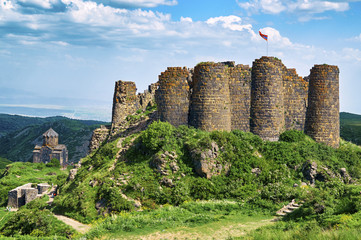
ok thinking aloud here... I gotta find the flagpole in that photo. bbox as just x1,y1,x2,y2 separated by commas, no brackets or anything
267,40,268,56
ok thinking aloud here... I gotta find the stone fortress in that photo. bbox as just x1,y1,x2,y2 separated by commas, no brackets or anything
111,56,339,148
33,128,68,167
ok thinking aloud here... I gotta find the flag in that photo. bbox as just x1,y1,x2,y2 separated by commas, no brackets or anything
259,31,268,41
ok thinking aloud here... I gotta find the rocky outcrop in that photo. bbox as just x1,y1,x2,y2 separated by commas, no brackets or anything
340,168,353,183
150,151,179,176
190,142,230,179
89,125,110,153
302,160,353,184
67,169,78,181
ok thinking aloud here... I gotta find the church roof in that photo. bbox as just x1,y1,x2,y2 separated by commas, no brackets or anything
43,128,59,137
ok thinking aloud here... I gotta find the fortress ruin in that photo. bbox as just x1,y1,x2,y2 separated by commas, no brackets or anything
111,56,340,148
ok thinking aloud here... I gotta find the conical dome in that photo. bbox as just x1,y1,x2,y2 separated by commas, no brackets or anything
42,128,59,147
43,128,59,138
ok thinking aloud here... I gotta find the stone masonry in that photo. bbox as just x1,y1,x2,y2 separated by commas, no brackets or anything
156,67,190,127
305,65,340,148
110,57,340,148
189,62,232,131
7,183,50,208
111,80,157,133
250,57,285,141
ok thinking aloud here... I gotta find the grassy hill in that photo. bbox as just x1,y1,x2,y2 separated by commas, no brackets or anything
1,111,361,239
0,114,108,162
340,112,361,145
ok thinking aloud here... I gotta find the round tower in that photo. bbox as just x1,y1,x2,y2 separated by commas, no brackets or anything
189,62,231,131
111,80,138,127
305,65,339,148
155,67,190,127
43,128,59,147
250,57,285,141
229,64,251,132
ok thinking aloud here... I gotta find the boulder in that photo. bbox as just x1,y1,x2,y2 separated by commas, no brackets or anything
190,141,230,179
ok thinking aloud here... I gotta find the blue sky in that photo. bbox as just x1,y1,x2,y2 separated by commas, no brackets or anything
1,0,361,121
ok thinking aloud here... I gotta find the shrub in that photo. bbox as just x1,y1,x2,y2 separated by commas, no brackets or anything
279,130,306,143
46,158,60,168
141,121,176,151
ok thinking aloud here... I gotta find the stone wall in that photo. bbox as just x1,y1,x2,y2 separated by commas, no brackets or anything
283,68,309,131
111,81,138,128
89,125,111,152
8,183,51,208
156,67,190,127
111,81,157,133
305,65,340,148
109,58,340,148
7,183,33,208
250,57,285,141
229,63,251,131
189,62,231,131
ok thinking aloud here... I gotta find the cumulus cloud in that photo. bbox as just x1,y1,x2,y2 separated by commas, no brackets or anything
237,0,354,20
92,0,178,8
206,15,257,39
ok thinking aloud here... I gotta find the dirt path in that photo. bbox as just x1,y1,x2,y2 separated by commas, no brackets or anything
136,219,274,240
54,214,91,234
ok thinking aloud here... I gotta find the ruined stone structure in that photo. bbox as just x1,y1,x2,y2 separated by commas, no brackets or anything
89,125,111,152
111,81,157,133
33,128,68,166
305,65,340,148
7,183,50,208
156,67,190,127
110,56,339,148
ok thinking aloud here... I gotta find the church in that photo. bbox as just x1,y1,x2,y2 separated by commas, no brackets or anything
33,128,68,167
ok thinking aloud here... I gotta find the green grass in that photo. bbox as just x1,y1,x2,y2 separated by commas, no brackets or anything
0,162,69,206
0,158,11,170
84,200,274,240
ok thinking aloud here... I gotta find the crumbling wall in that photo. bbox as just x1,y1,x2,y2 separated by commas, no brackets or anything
156,67,190,127
250,57,285,141
189,62,231,131
229,64,251,131
111,81,139,128
111,81,157,133
305,65,340,148
89,125,111,152
283,68,309,131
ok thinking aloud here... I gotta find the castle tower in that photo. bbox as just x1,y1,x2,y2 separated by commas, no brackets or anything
155,67,190,127
250,57,285,141
189,62,231,131
229,64,251,131
305,65,340,148
43,128,58,147
283,68,309,131
111,80,139,128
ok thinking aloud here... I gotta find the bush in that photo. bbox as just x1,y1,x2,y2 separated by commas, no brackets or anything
279,130,306,143
141,121,176,151
46,158,60,168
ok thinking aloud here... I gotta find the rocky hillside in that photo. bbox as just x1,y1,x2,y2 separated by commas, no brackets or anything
52,108,361,226
0,114,108,162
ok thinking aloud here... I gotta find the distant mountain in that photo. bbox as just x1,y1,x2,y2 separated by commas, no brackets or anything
0,114,109,162
340,112,361,146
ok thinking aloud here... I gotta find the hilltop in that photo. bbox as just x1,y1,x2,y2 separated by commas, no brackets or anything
0,114,108,162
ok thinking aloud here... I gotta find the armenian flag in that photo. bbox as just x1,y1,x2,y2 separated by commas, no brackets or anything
259,31,268,41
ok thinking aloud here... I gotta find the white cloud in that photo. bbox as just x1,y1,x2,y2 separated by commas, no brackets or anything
206,15,257,39
238,0,354,20
94,0,177,8
180,16,192,22
259,27,292,46
17,0,59,9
